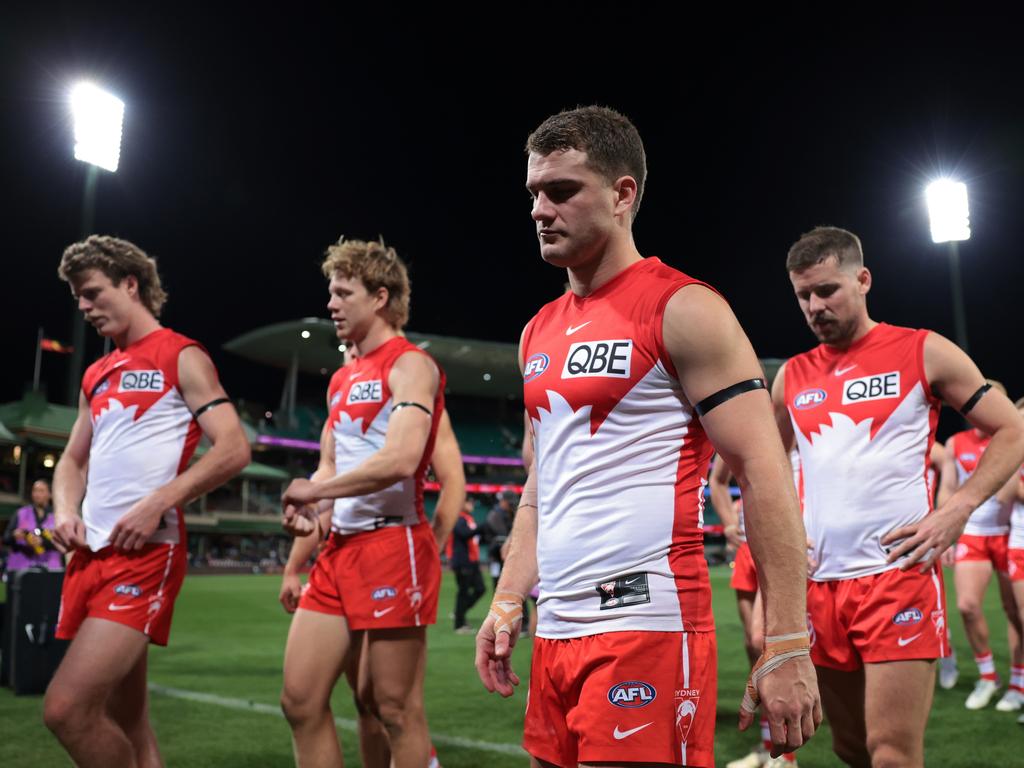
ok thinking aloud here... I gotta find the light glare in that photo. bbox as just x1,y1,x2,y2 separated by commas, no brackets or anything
926,179,970,243
71,82,124,172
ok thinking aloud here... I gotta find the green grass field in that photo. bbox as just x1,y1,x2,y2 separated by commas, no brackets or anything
1,566,1021,767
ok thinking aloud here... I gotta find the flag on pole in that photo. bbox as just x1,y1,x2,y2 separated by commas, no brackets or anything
40,338,74,354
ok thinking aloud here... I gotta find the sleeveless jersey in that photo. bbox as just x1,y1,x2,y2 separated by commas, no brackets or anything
785,323,940,581
951,429,1010,536
326,336,445,534
80,328,205,551
522,257,715,639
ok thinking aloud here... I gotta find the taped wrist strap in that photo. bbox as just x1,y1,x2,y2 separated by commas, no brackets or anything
489,591,525,636
741,632,811,714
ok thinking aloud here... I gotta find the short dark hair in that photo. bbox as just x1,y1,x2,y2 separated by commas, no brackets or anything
786,226,864,273
59,236,169,316
526,105,647,218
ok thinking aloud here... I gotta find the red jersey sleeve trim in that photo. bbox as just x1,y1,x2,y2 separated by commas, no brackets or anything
915,329,939,404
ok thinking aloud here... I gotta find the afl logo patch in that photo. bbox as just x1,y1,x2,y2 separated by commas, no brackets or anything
330,392,342,408
523,353,550,382
608,681,656,708
794,388,827,409
893,607,923,626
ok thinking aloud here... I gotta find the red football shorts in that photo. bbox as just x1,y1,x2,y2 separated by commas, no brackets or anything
955,533,1009,573
524,630,716,768
730,542,758,593
299,522,440,630
1008,548,1024,582
56,542,187,646
806,566,946,671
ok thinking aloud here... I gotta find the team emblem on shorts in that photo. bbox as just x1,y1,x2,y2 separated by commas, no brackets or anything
675,689,700,743
892,607,923,626
406,587,422,608
114,584,142,597
523,353,549,383
608,681,656,708
372,586,397,601
794,388,827,410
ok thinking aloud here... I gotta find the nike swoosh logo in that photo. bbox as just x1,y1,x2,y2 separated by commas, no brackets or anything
613,722,653,740
565,322,591,336
834,365,857,376
349,371,364,380
107,603,135,612
624,577,641,585
373,607,395,618
897,633,922,647
112,359,131,369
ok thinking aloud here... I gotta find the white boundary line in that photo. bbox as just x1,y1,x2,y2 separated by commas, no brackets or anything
149,683,526,757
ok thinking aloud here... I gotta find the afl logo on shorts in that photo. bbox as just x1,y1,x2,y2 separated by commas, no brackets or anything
893,607,923,626
372,587,397,601
608,681,656,708
794,388,827,410
523,353,549,382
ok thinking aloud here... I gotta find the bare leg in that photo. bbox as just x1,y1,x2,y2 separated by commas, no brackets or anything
43,618,151,768
107,648,163,768
954,561,994,659
864,660,934,768
996,572,1024,667
347,631,390,768
815,666,869,768
366,627,429,768
281,608,352,768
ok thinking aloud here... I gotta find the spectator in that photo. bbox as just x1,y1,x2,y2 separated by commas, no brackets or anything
448,499,485,633
3,479,63,572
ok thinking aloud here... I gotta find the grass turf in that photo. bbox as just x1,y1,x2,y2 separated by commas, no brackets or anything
1,566,1021,766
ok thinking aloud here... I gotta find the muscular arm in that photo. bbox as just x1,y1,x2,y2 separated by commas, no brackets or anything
282,351,439,506
665,286,807,636
50,394,93,551
429,409,466,550
935,438,958,509
884,334,1024,569
708,454,741,549
110,346,251,550
665,285,819,750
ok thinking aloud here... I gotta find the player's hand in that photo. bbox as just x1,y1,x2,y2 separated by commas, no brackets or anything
111,494,169,551
724,524,743,551
51,513,88,553
882,501,970,573
282,504,318,538
475,594,524,697
940,545,956,567
740,655,821,756
279,572,303,613
282,478,319,507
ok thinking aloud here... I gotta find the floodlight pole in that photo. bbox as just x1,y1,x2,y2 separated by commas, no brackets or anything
947,241,969,354
66,164,101,405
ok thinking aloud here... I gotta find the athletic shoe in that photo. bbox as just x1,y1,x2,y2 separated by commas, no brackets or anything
938,655,959,690
764,757,797,768
726,748,768,768
454,625,475,635
995,689,1024,712
965,678,1000,710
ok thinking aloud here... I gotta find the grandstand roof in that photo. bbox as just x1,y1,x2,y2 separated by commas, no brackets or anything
222,319,521,399
0,420,18,444
0,392,78,445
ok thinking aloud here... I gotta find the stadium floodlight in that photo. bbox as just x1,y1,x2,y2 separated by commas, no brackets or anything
925,179,970,244
70,82,125,172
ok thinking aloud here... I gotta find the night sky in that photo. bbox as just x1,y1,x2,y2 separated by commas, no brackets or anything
3,7,1023,436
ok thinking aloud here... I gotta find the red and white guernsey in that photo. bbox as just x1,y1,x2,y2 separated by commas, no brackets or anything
80,328,204,551
951,429,1010,536
522,258,714,639
1011,468,1024,550
785,323,941,581
326,336,445,534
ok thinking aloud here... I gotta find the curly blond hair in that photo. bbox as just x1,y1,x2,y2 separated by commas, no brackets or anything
321,238,410,329
58,235,168,317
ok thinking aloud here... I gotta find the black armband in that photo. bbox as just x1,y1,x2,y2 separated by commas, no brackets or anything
694,378,766,417
391,401,432,417
959,383,992,416
193,397,231,419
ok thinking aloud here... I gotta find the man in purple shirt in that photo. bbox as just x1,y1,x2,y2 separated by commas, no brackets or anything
4,480,63,571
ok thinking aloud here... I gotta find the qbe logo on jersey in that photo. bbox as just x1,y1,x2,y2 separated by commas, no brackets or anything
561,339,633,379
841,371,900,405
118,370,165,393
347,380,383,405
